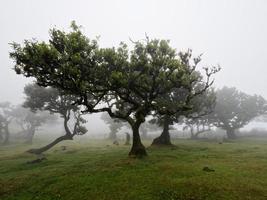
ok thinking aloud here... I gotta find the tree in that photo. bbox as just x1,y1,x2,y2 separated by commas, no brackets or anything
23,83,87,154
100,112,126,141
11,105,51,144
211,87,267,139
10,22,219,156
182,86,216,139
0,102,13,145
100,112,157,141
183,116,212,139
151,75,217,145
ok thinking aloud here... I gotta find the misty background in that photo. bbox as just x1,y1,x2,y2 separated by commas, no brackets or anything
1,0,267,135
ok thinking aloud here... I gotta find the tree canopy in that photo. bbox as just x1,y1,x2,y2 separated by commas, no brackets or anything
23,83,87,154
211,87,267,139
10,22,219,156
151,79,217,145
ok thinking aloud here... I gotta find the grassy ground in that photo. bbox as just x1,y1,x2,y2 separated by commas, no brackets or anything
1,137,267,200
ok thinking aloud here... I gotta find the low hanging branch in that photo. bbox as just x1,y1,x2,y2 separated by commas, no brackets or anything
10,22,220,156
23,84,88,155
27,111,87,155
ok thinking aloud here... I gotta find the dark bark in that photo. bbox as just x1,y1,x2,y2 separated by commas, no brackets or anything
27,135,73,154
128,122,147,157
151,115,172,146
226,128,236,139
27,115,74,155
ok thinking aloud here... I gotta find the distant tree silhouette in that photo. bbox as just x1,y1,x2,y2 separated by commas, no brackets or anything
211,87,267,139
23,83,87,154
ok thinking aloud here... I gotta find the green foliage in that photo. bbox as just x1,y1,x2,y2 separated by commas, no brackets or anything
23,83,88,138
10,22,219,123
24,83,79,116
10,22,219,155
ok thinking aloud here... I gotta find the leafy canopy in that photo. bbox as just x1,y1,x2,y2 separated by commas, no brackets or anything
10,22,219,127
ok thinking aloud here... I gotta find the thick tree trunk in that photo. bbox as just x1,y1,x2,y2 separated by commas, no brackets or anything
27,116,73,155
27,135,73,154
129,122,147,157
226,128,236,139
151,115,172,146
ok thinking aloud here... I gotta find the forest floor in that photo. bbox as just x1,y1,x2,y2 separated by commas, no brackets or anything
1,137,267,200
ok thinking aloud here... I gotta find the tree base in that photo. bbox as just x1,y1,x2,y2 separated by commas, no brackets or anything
26,135,73,155
151,135,173,146
26,154,47,164
27,148,43,155
128,145,147,157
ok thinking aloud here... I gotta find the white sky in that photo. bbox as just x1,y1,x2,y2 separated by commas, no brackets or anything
1,0,267,104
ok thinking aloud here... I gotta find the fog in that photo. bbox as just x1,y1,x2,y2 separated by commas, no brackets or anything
1,0,267,136
2,2,267,198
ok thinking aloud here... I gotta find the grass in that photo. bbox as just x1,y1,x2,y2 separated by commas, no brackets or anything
1,137,267,200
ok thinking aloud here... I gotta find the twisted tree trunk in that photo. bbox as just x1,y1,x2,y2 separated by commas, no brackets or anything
27,135,73,154
27,115,74,155
151,115,172,146
129,121,147,157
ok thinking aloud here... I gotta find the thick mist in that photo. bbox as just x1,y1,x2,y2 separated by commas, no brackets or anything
0,1,267,142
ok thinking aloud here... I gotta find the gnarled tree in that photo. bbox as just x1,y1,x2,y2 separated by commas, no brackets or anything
212,87,267,139
10,22,219,156
23,83,87,154
151,71,217,146
182,86,216,140
183,116,213,139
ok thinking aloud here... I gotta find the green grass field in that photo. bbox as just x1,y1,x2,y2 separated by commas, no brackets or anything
1,137,267,200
